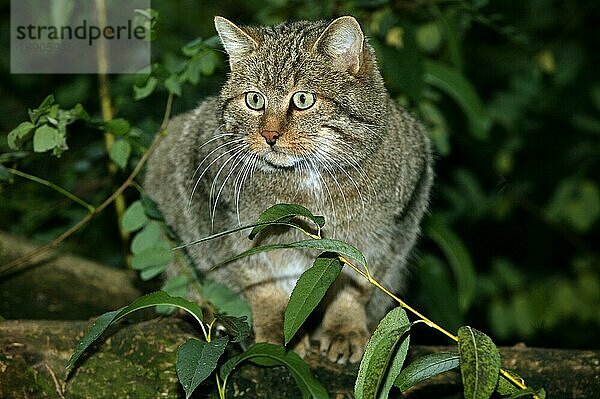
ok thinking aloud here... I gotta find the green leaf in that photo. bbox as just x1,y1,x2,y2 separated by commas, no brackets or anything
417,255,461,330
141,194,164,220
66,291,204,369
215,314,251,343
457,326,501,399
157,275,189,314
419,101,450,156
200,279,252,325
182,37,204,56
131,243,173,270
177,337,229,399
372,32,424,100
223,239,366,269
426,217,476,313
395,352,460,391
7,121,35,150
105,118,130,135
496,369,523,396
284,254,342,344
165,74,182,96
220,343,328,399
423,60,491,140
249,203,325,240
133,76,158,100
122,200,148,232
131,221,164,254
416,22,442,53
355,307,411,399
28,94,55,124
33,125,61,153
69,103,90,121
0,165,9,182
198,51,219,76
109,139,132,169
545,179,600,232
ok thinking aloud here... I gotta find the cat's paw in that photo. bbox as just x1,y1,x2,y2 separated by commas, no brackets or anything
291,333,312,358
318,326,369,364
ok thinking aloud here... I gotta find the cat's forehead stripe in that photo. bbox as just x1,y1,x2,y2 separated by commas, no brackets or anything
248,21,325,89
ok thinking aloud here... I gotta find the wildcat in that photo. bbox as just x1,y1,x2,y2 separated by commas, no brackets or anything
144,15,433,364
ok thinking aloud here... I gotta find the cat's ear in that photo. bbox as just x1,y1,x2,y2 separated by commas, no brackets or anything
313,16,364,75
214,16,258,68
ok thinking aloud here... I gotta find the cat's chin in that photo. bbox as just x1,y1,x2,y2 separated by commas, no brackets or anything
259,151,303,170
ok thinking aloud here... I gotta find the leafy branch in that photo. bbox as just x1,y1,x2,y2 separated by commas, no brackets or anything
66,203,545,399
0,93,173,279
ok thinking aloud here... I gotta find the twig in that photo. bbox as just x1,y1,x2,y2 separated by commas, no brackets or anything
0,94,173,278
7,168,95,213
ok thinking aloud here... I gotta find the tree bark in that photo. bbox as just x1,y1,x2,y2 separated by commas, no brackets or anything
1,231,599,398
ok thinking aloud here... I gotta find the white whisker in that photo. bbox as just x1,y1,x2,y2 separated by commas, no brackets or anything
187,139,245,210
210,149,247,231
187,142,246,211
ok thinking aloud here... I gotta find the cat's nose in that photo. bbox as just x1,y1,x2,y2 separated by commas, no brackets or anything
261,130,280,146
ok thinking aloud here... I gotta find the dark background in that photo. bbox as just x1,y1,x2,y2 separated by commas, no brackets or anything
1,0,599,349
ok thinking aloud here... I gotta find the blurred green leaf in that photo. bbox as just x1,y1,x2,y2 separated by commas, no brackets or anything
131,242,172,271
122,200,149,232
372,31,424,101
157,275,190,314
418,255,461,330
419,101,450,156
32,125,61,153
545,179,600,232
105,118,130,136
109,139,131,169
0,165,9,182
426,217,476,313
416,22,443,54
7,121,35,150
28,95,55,124
424,60,491,140
200,279,252,324
165,75,182,96
131,220,163,254
133,76,158,100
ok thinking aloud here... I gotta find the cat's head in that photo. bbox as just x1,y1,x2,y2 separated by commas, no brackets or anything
215,16,387,171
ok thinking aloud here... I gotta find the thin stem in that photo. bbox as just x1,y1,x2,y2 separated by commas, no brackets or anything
0,94,174,279
216,374,225,399
7,168,95,213
95,0,129,248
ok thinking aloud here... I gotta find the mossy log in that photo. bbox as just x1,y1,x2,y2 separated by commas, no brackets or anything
1,231,599,398
1,318,600,398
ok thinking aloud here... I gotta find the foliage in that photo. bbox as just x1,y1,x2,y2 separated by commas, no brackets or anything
67,204,544,398
1,0,599,396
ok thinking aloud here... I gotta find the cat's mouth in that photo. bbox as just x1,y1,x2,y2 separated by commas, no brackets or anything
260,148,304,169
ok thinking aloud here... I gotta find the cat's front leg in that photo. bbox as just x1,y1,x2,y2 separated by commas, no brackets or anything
244,283,288,344
318,285,369,364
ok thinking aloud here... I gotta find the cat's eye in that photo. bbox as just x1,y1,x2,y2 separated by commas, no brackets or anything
245,91,265,111
291,91,316,110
